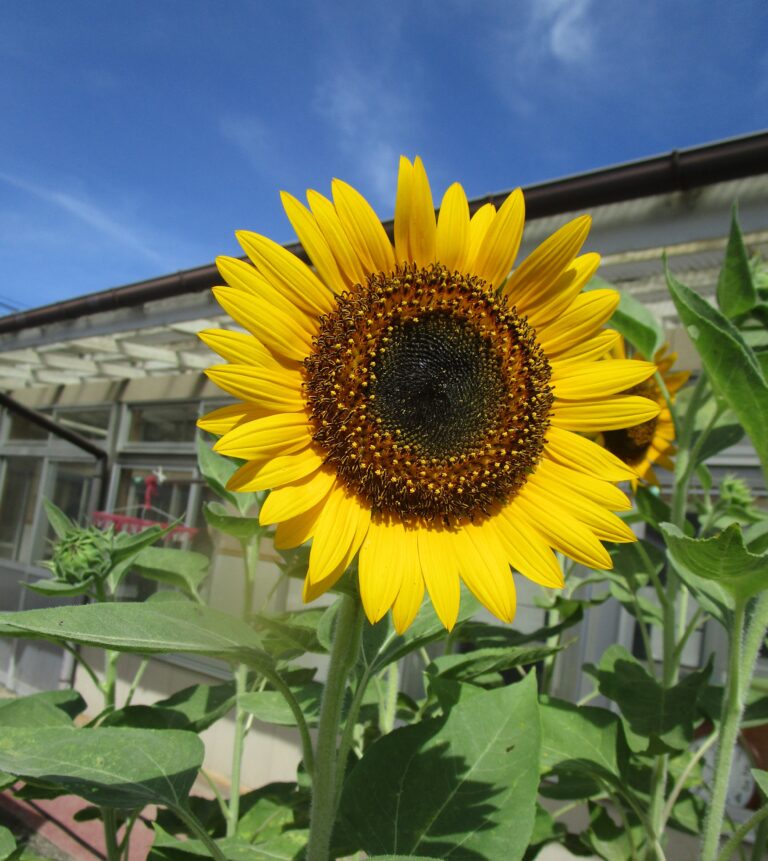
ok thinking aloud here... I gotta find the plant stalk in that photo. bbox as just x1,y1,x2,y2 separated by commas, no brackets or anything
307,592,364,861
701,597,748,861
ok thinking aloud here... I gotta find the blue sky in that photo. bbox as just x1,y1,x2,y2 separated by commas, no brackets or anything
1,0,766,312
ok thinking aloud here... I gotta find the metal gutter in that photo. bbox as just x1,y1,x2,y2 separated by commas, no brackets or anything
2,130,766,337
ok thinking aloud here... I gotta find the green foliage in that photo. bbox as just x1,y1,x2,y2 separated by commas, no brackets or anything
338,674,540,861
600,279,664,358
0,827,15,861
0,726,202,810
716,205,757,318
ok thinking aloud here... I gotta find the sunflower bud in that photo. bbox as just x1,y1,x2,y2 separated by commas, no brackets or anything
48,526,112,584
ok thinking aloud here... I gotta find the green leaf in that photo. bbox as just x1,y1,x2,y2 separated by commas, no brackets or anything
197,436,260,516
582,801,644,861
42,498,74,539
239,682,323,727
633,487,672,533
204,501,263,542
0,826,15,861
589,645,711,753
0,601,273,670
104,682,236,733
666,262,768,473
602,281,664,359
338,674,540,861
716,206,757,318
24,578,95,597
152,824,308,860
0,726,202,809
662,522,768,602
428,645,560,685
0,690,86,727
133,546,210,599
255,608,328,657
539,697,620,781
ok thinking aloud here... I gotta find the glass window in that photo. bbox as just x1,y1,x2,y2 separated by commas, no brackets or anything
0,457,43,561
6,410,51,442
127,403,198,444
54,408,112,442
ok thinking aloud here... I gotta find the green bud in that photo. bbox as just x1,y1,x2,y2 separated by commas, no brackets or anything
48,527,113,584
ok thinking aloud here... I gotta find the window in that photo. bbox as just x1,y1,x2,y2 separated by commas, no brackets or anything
127,403,198,444
0,457,43,562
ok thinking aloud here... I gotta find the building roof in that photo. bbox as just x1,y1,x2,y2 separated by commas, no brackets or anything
2,131,767,393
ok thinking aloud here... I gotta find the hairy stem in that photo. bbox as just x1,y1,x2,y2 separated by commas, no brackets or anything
307,592,364,861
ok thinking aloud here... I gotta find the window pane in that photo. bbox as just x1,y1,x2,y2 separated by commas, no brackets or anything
127,403,198,444
54,408,112,442
6,411,51,442
0,457,43,561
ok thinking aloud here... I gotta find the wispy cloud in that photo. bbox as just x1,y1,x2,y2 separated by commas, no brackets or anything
0,171,168,265
219,114,273,175
312,68,407,205
531,0,594,64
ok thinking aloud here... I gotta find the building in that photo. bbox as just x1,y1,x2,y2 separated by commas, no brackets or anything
1,131,767,787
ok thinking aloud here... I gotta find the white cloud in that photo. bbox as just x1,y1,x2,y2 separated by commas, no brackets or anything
0,171,168,266
219,114,272,174
534,0,594,64
312,69,406,204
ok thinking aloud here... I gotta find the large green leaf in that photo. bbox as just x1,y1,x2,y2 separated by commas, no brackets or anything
255,608,328,657
133,546,210,599
104,682,236,733
428,645,560,685
0,601,273,670
239,682,323,727
338,674,540,861
589,645,711,753
0,690,85,727
24,578,95,597
151,825,307,860
539,697,621,781
0,726,202,810
662,522,768,602
602,281,664,359
0,826,15,861
666,263,768,473
716,206,757,318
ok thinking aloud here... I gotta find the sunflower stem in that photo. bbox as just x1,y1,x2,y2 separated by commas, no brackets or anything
307,591,364,861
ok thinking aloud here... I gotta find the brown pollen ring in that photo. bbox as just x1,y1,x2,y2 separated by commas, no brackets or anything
303,264,554,527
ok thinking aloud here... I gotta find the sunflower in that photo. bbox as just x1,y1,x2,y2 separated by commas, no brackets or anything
199,157,660,632
602,342,690,486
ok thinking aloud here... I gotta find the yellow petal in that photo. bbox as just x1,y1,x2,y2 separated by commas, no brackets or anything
418,528,460,630
281,191,347,295
512,487,612,570
274,495,326,549
548,329,621,366
394,156,413,264
308,486,370,584
204,364,305,411
522,253,601,325
465,203,496,271
526,473,636,544
471,188,525,288
534,458,631,511
303,505,370,602
308,190,369,286
505,214,591,307
197,403,268,436
551,395,660,433
454,522,516,623
536,289,620,356
198,329,296,371
491,510,564,588
216,256,311,326
215,412,312,461
236,230,335,316
409,156,437,268
358,519,405,623
260,468,336,525
332,179,395,275
228,447,323,492
212,287,314,362
436,182,470,273
544,425,636,482
391,528,424,633
552,359,657,400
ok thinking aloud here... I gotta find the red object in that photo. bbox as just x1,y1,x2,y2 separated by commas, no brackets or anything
91,511,197,544
143,473,159,510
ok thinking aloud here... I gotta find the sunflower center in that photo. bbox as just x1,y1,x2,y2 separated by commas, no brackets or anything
371,312,505,460
303,264,553,526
